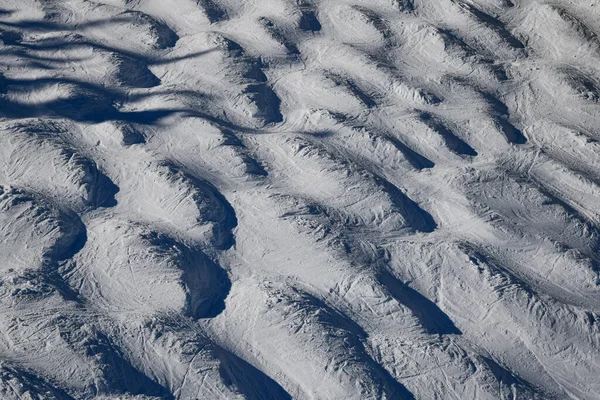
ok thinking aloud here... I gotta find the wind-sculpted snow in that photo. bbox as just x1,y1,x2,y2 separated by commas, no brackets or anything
1,0,600,398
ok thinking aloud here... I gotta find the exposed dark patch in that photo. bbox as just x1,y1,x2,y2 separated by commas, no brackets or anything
220,141,267,176
215,35,269,84
480,90,509,114
49,88,118,122
417,88,443,105
75,157,119,209
220,128,246,147
561,67,600,102
477,91,526,144
378,269,461,334
241,58,268,83
243,156,269,176
480,356,521,386
489,62,509,81
196,179,238,250
476,58,510,81
278,198,355,255
296,288,370,338
459,243,547,303
586,311,597,326
215,35,244,55
479,355,550,397
438,28,476,56
183,252,231,319
353,6,393,40
44,209,87,262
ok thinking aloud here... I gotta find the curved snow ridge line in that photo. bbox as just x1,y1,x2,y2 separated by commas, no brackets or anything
68,217,231,319
318,272,503,398
49,318,172,398
384,240,570,398
119,160,238,249
105,315,292,400
0,186,85,264
211,278,414,399
34,1,180,52
0,186,86,303
265,134,436,233
460,167,600,273
452,243,600,397
267,192,455,333
519,3,600,59
0,120,119,211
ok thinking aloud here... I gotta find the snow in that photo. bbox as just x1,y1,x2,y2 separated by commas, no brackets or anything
0,0,599,398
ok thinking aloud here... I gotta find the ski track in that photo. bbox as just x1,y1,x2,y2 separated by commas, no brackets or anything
0,0,599,398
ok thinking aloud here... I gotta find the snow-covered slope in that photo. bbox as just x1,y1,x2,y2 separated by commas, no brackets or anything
1,0,599,398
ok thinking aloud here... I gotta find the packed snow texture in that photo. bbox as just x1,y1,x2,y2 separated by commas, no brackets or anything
0,0,599,399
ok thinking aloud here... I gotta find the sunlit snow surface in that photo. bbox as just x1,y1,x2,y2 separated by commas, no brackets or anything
0,0,599,398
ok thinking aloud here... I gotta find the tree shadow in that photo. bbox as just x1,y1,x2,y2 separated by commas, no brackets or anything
0,74,256,133
0,13,229,127
0,15,216,65
1,10,179,48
